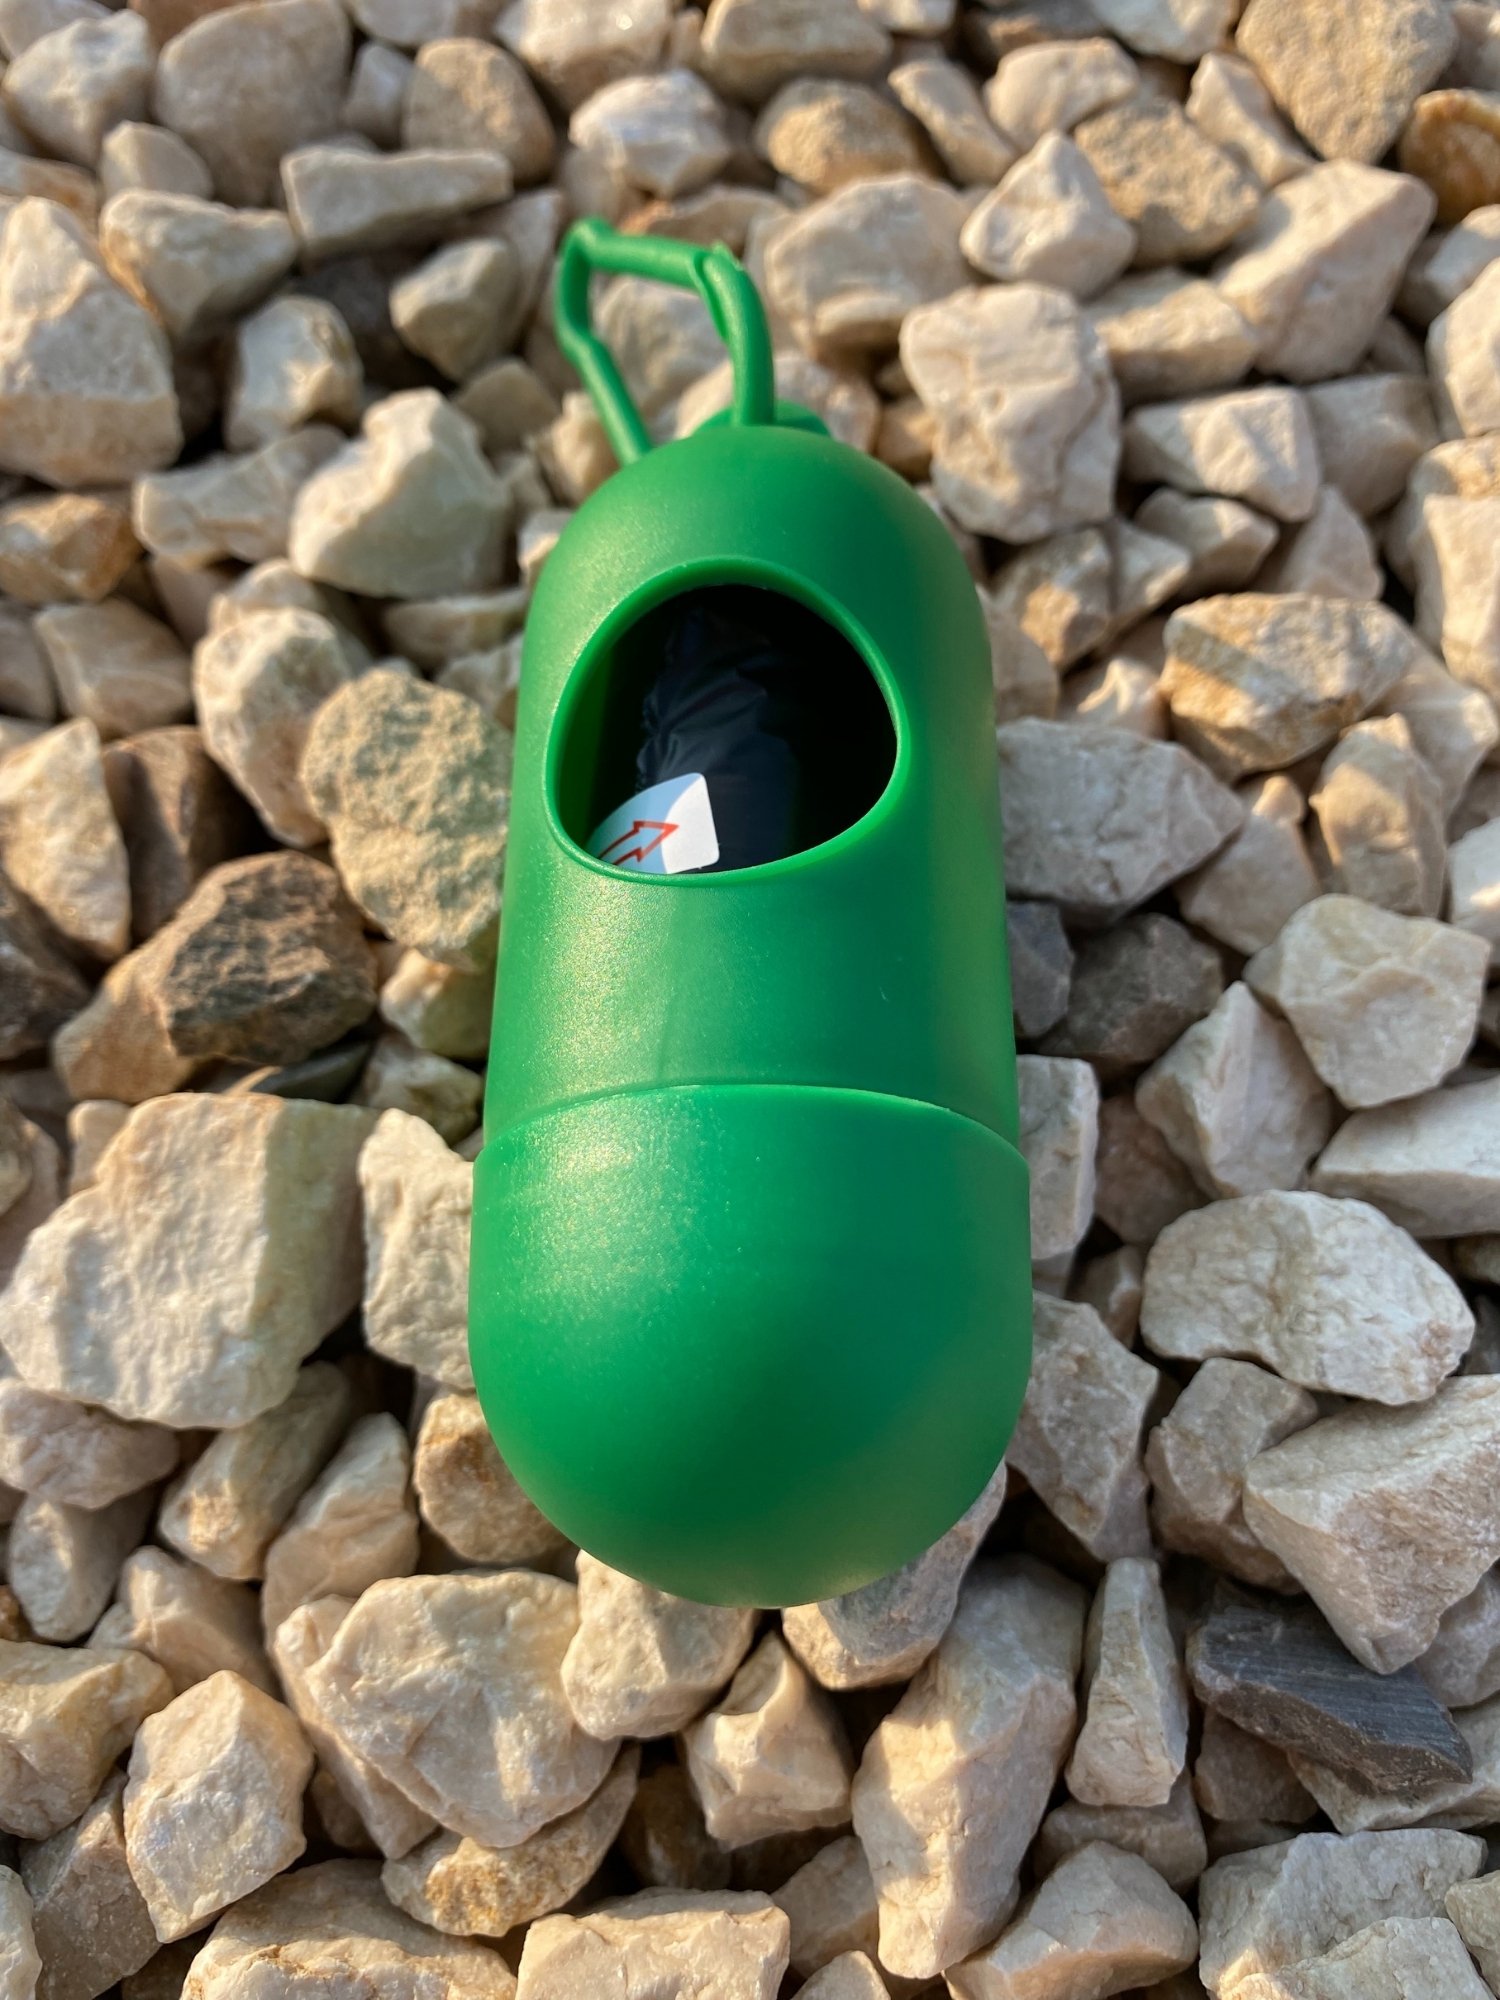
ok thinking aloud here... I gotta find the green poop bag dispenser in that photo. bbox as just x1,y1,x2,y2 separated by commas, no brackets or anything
468,220,1031,1608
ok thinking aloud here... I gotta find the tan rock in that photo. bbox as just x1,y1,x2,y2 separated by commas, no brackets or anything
1431,254,1500,441
99,119,212,202
1245,896,1489,1109
1237,0,1454,161
302,670,510,970
888,57,1014,186
378,950,493,1063
1243,1381,1500,1673
763,173,969,362
495,0,674,110
561,1553,754,1741
0,1376,176,1510
261,1414,418,1638
100,191,293,342
986,37,1138,153
575,69,731,198
123,1670,312,1941
226,296,361,453
1160,595,1425,780
1195,1187,1474,1396
1088,272,1259,406
0,718,130,960
181,1858,516,1997
961,134,1134,299
1136,983,1333,1198
412,1390,561,1566
516,1887,787,1997
9,1488,152,1642
2,1098,369,1428
0,1870,37,2000
682,1633,850,1849
403,38,552,182
1410,494,1500,706
1417,1571,1500,1708
1074,95,1259,267
948,1842,1197,1999
0,492,138,607
1136,491,1277,601
282,144,512,263
1197,1829,1485,1997
1123,388,1320,524
382,1745,639,1937
901,283,1118,543
0,1639,169,1840
35,600,190,744
359,1111,472,1390
153,0,350,208
1187,51,1312,189
135,428,342,576
1068,1562,1189,1811
1402,90,1500,232
697,0,886,105
1235,1912,1490,1999
1402,208,1500,325
306,1571,615,1849
773,1835,878,1979
269,1597,435,1861
2,11,151,166
192,607,357,847
1017,1054,1099,1264
94,1546,273,1697
1215,164,1436,381
1446,1870,1500,1988
850,1557,1086,1980
20,1769,156,2000
1260,486,1381,601
782,1463,1007,1692
1035,1775,1208,1896
1146,1358,1317,1590
0,1121,61,1295
797,1953,887,2000
1311,1074,1500,1238
0,198,178,497
1310,715,1445,917
997,720,1242,922
1196,1712,1317,1826
1450,817,1500,961
1304,375,1438,517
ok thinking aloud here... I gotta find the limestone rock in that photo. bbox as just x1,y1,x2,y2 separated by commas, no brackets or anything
1035,1776,1208,1896
947,1842,1197,1999
888,57,1014,186
1040,914,1223,1082
1310,716,1446,918
494,0,672,108
574,69,730,198
261,1413,417,1639
1236,1913,1491,1998
269,1597,435,1862
1009,1295,1159,1561
1136,983,1333,1198
0,1119,60,1295
1245,896,1489,1110
1402,89,1500,225
961,134,1134,298
1236,0,1455,163
192,607,357,848
1418,1572,1500,1709
1087,271,1258,406
152,0,350,208
1311,1075,1500,1237
782,1463,1007,1692
382,1746,639,1937
1187,51,1312,189
0,1376,176,1509
1074,95,1259,267
1431,258,1500,439
1450,817,1500,961
1197,1830,1485,1996
20,1769,156,2000
301,669,510,970
1017,1054,1098,1264
158,1362,349,1579
1141,1191,1470,1402
1215,164,1436,381
1373,653,1498,819
0,719,130,959
850,1557,1086,1980
100,192,294,343
1160,595,1419,780
515,1888,787,1998
1124,389,1320,524
901,284,1119,543
0,492,138,607
412,1391,562,1566
997,720,1242,922
1446,1871,1500,1988
94,1546,273,1697
985,37,1138,153
0,199,181,488
697,0,886,104
797,1954,886,2000
682,1633,850,1849
1006,903,1073,1042
177,1859,516,1998
1304,374,1438,516
617,1761,730,1896
772,1835,878,1979
282,144,512,263
1196,1713,1317,1827
378,950,492,1062
359,1111,473,1390
226,296,360,455
2,1098,369,1429
404,38,553,182
134,429,343,573
559,1553,754,1742
1242,1380,1500,1673
0,1871,36,2000
1068,1561,1189,1810
305,1571,615,1849
99,120,213,202
0,1638,170,1840
762,173,967,363
1146,1359,1317,1590
9,1487,152,1642
2,11,151,167
36,600,190,743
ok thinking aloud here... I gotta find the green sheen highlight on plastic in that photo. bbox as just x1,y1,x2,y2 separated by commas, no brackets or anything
469,221,1031,1606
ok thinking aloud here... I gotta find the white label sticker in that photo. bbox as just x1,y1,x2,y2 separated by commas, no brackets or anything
587,773,720,875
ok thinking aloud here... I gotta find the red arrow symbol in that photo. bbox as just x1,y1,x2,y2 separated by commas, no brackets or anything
598,818,678,866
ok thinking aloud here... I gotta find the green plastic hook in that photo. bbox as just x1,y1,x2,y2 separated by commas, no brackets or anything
553,218,777,466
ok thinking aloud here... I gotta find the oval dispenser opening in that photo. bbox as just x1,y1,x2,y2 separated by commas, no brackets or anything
555,582,898,876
